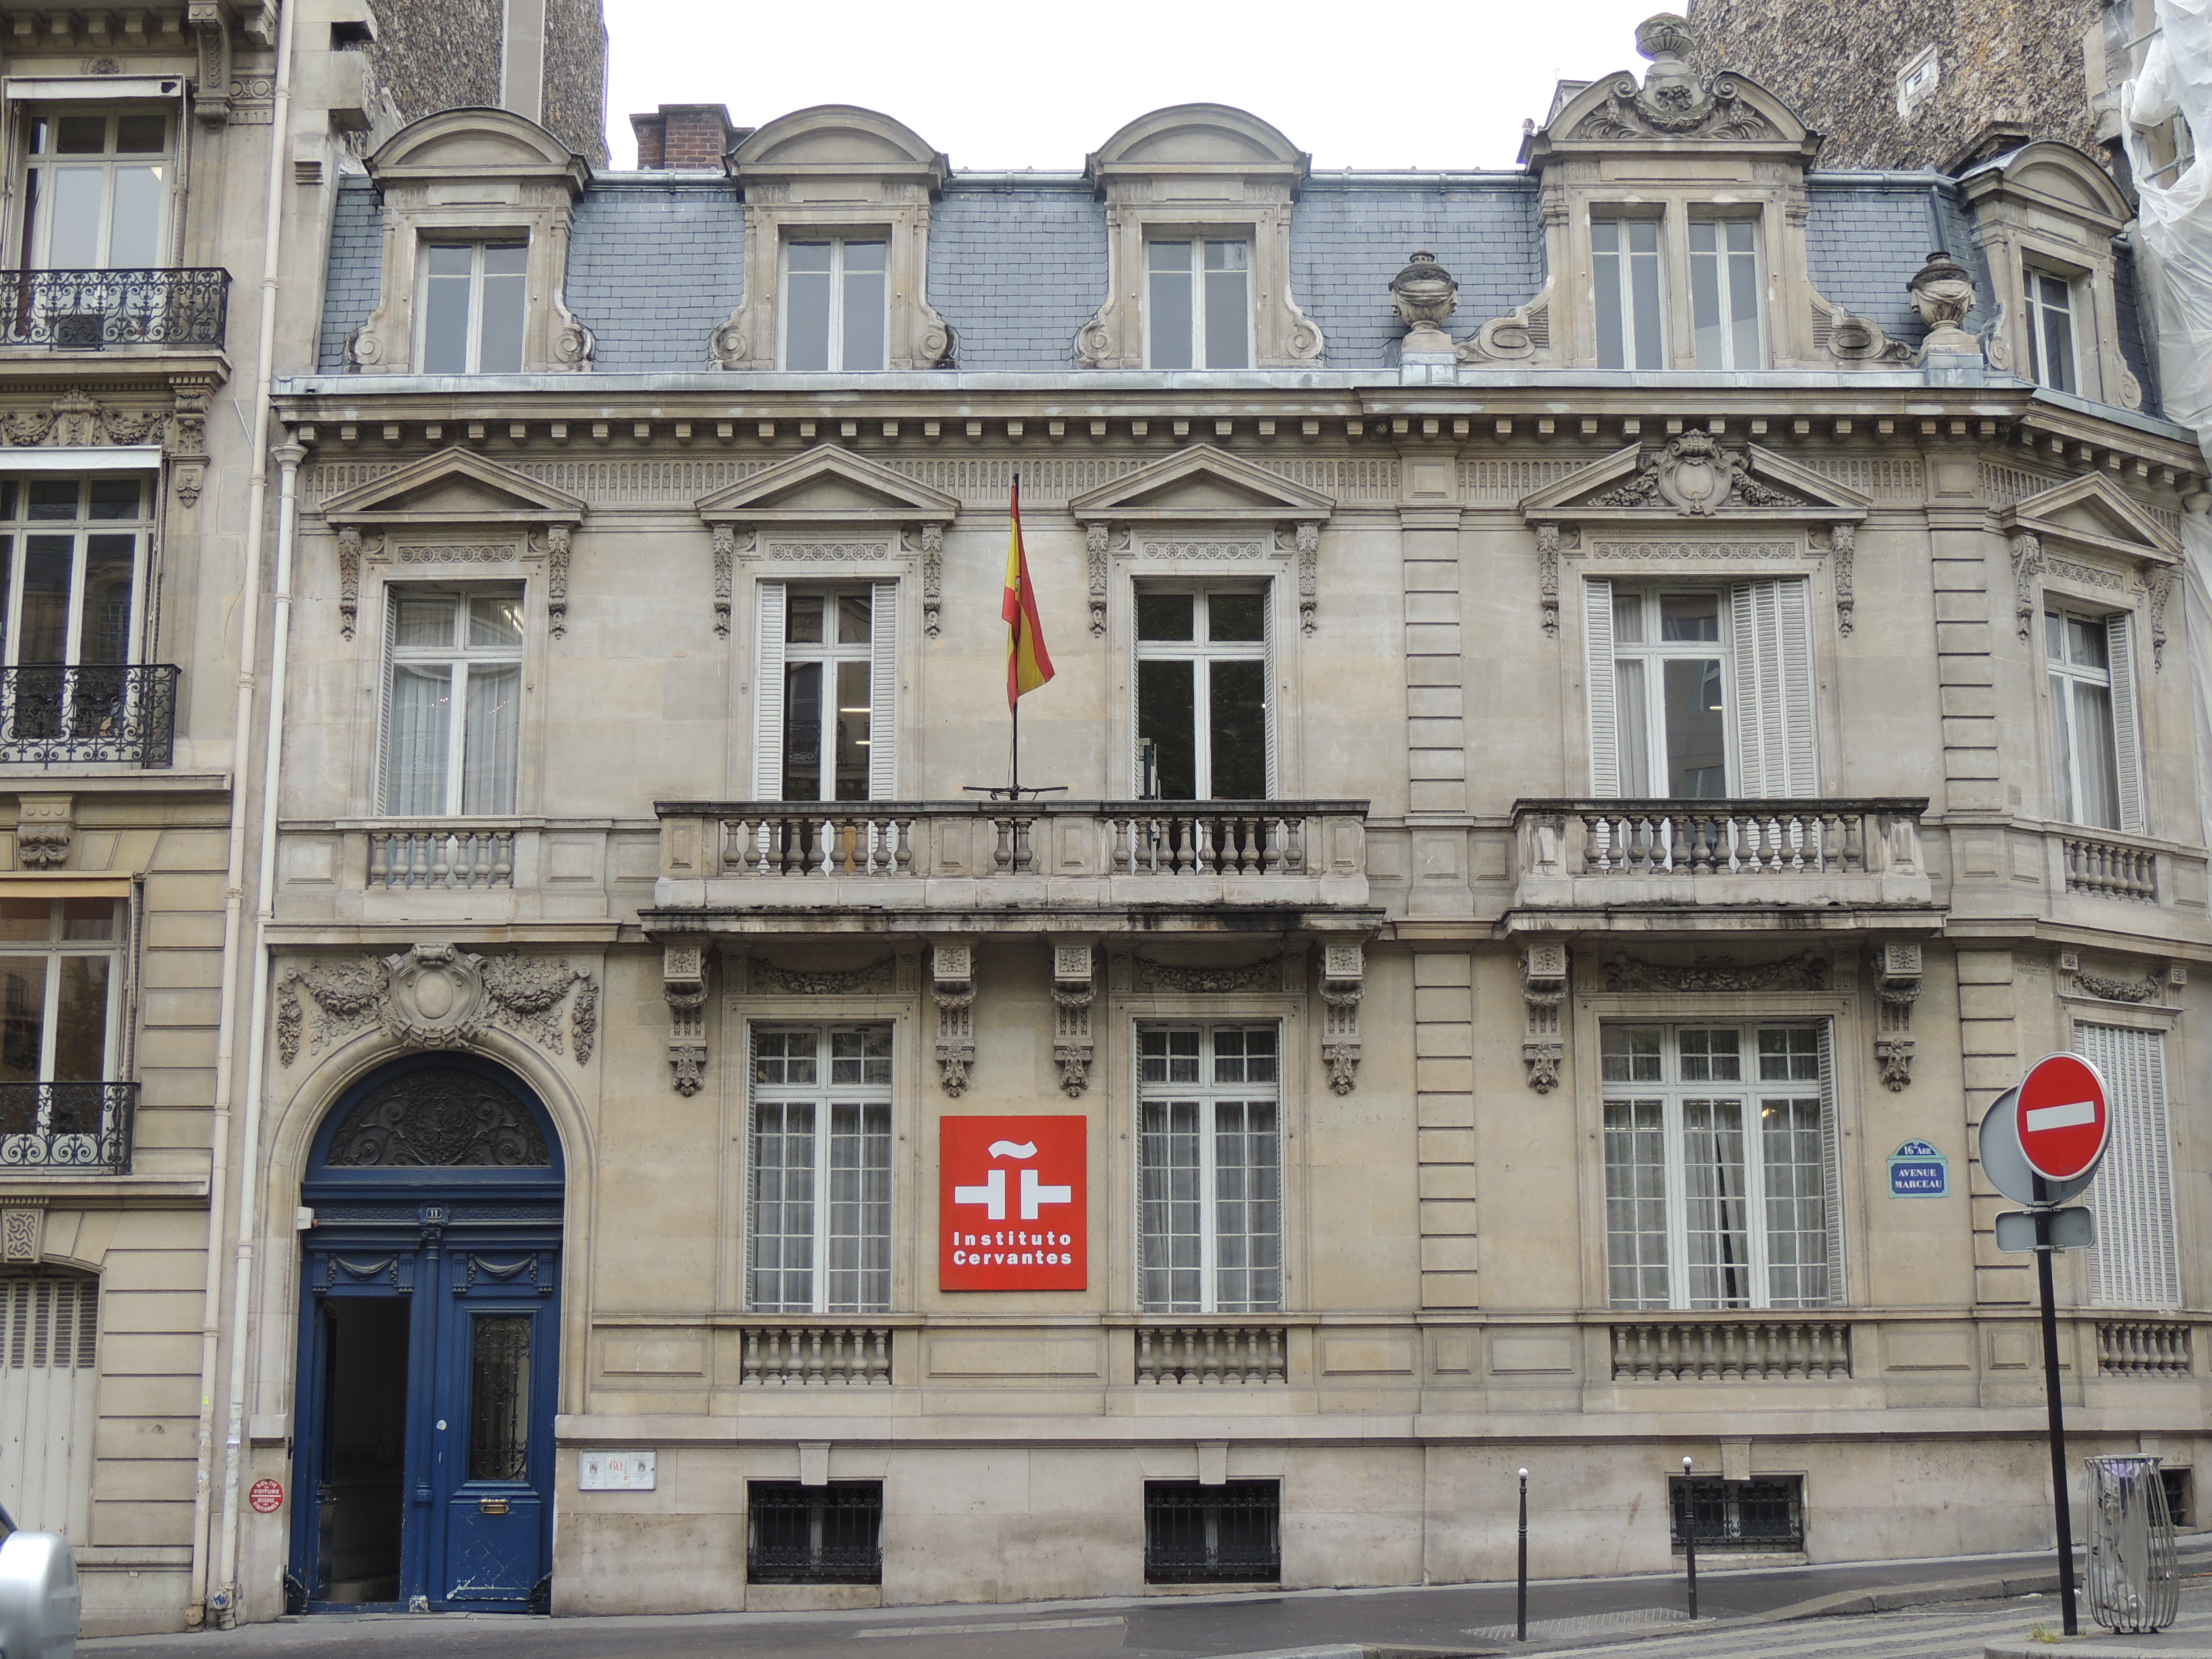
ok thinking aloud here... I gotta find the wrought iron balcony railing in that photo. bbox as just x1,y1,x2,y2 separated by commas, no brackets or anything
0,1082,134,1172
0,268,230,350
0,664,180,767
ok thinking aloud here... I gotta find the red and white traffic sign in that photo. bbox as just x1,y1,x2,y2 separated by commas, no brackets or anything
248,1478,285,1515
2016,1052,2110,1184
940,1115,1086,1291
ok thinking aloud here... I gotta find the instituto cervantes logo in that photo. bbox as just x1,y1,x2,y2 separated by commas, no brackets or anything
939,1115,1087,1290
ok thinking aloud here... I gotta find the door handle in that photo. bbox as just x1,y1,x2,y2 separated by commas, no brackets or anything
478,1498,511,1516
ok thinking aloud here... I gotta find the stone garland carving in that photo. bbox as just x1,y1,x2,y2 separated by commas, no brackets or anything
1086,523,1110,638
1872,940,1922,1091
278,944,597,1066
663,944,710,1096
2145,567,2173,672
1389,251,1458,355
1534,523,1564,637
2009,531,2043,641
933,943,976,1097
0,392,164,453
1132,956,1285,995
2059,951,2165,1004
1830,522,1856,636
1591,433,1802,517
711,526,735,638
1052,944,1097,1097
1319,941,1364,1095
749,956,897,995
1600,953,1830,994
1521,941,1569,1093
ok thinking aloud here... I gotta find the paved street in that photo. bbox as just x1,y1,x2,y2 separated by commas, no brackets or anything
81,1549,2212,1659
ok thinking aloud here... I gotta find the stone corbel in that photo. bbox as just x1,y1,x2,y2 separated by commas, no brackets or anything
1319,941,1364,1095
189,0,231,125
662,943,710,1097
334,528,383,640
933,941,976,1097
1086,523,1110,637
2009,531,2043,642
1052,943,1097,1097
1534,523,1564,637
529,525,574,638
1521,941,1568,1093
1873,941,1922,1091
2144,567,2173,672
545,216,596,370
166,375,213,507
711,525,735,638
13,796,73,869
710,298,756,371
1830,523,1856,636
1,1200,47,1264
1295,521,1319,636
922,523,945,638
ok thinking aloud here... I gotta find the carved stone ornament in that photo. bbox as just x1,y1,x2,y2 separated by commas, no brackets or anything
1873,940,1922,1091
2009,531,2043,642
1907,249,1983,361
1390,251,1458,355
748,956,897,996
1592,433,1802,516
711,526,736,638
323,1068,550,1168
1319,941,1365,1096
1,1202,45,1265
1814,300,1914,366
530,526,572,638
1569,15,1777,142
663,943,710,1097
277,945,597,1067
333,527,386,640
1534,523,1565,637
1600,952,1830,994
922,523,945,638
1521,941,1570,1093
0,391,166,454
1830,522,1857,636
1132,956,1286,995
2057,950,2165,1004
2144,567,2173,672
1052,943,1097,1097
12,795,73,869
1086,523,1109,638
933,943,976,1097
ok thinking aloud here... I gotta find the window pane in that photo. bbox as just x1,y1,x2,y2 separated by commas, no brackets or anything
1679,1028,1742,1082
1601,1026,1662,1083
824,1102,891,1312
830,1026,891,1086
1683,1099,1750,1308
1662,658,1727,798
1214,1100,1279,1312
841,256,886,373
0,958,47,1083
467,1315,531,1482
2069,680,2121,829
468,594,524,649
1757,1027,1822,1082
1202,243,1249,370
1208,659,1267,800
385,663,453,815
395,596,457,649
785,246,832,371
77,535,134,664
1728,243,1761,368
106,166,163,267
1593,234,1624,371
52,955,106,1081
1630,234,1664,369
1137,659,1196,800
783,661,824,801
1140,1027,1200,1084
833,659,870,802
786,591,825,644
2066,614,2108,672
1691,237,1723,369
0,901,49,942
1139,1099,1203,1313
18,537,73,665
1659,592,1720,642
24,484,76,521
1761,1096,1828,1308
46,168,105,266
2049,672,2077,822
114,114,167,154
1149,242,1193,370
1603,1098,1668,1308
459,663,519,815
1206,592,1265,642
1136,591,1194,641
55,116,106,154
87,480,141,520
422,248,473,374
1614,658,1651,796
476,247,528,375
1612,590,1645,644
836,592,872,646
750,1101,817,1311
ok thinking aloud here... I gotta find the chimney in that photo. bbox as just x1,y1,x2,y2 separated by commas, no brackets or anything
630,103,739,169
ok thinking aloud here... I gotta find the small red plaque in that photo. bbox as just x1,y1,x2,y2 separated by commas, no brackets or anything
249,1477,285,1515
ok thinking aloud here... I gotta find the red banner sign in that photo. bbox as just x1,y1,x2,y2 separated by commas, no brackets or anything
940,1115,1086,1290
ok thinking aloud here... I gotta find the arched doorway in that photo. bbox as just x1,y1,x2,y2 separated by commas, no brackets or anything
289,1054,564,1613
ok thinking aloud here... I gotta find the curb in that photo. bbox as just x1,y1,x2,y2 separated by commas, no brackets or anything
1984,1647,2212,1658
1761,1568,2065,1620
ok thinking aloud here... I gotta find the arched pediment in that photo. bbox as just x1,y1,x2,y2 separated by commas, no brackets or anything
1535,66,1812,157
1087,104,1308,185
1959,140,2131,231
729,105,948,188
695,447,958,527
1069,445,1333,526
321,448,586,529
368,106,590,192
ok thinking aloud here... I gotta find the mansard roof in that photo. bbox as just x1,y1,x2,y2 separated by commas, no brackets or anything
320,447,587,527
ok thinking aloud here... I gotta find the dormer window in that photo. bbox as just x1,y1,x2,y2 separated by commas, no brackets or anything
1593,218,1664,371
781,239,888,372
2024,268,2078,394
1147,239,1251,371
419,243,528,375
1689,218,1763,370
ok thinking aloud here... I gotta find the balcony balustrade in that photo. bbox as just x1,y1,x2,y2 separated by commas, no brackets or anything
738,1324,894,1385
2062,833,2159,903
0,665,178,768
369,825,516,890
0,1082,134,1172
1610,1316,1855,1381
1134,1323,1288,1385
2097,1319,2194,1377
0,268,230,350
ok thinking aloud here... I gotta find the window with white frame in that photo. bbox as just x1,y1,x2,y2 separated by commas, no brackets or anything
24,108,170,269
379,587,523,816
747,1025,892,1313
1689,218,1763,371
1602,1023,1840,1311
1147,239,1251,370
0,478,148,671
1593,218,1665,371
2045,606,2143,833
419,243,527,375
2024,268,2079,394
1584,579,1816,799
1138,1024,1281,1314
782,240,887,372
0,897,122,1084
1134,586,1271,800
752,580,897,802
2076,1022,2178,1309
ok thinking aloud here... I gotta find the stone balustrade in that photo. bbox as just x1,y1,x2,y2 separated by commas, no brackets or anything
1610,1317,1855,1381
2064,834,2160,903
368,825,518,890
2097,1319,2194,1377
1134,1324,1288,1385
738,1324,895,1385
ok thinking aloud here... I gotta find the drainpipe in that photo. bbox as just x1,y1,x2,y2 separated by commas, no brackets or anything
188,0,299,1628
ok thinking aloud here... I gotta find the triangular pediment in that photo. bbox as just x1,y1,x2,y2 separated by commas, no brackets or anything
1068,445,1333,525
2002,472,2179,565
695,447,958,526
1520,440,1870,525
321,447,586,527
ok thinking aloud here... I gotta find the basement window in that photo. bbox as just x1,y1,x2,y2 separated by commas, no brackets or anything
1670,1474,1804,1551
745,1481,882,1584
1144,1480,1280,1583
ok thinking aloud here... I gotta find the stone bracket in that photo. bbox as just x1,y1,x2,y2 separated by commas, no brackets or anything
14,795,74,869
663,943,710,1097
1874,940,1922,1091
2,1199,47,1264
933,941,976,1097
1319,940,1364,1095
1521,941,1569,1093
1052,942,1097,1097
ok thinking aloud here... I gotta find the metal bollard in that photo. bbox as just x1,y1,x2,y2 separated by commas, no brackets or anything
1517,1467,1529,1641
1682,1456,1699,1621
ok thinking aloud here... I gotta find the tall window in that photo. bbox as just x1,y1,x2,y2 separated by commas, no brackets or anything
0,897,121,1084
2024,269,2078,394
1689,218,1761,370
1586,579,1817,800
752,581,897,802
1147,240,1250,370
0,478,147,669
1138,1024,1281,1314
2076,1023,2178,1309
783,240,886,371
1602,1023,1839,1311
24,109,169,268
2046,607,2142,832
1135,587,1269,800
419,243,527,375
380,588,523,816
747,1026,892,1314
1593,218,1664,371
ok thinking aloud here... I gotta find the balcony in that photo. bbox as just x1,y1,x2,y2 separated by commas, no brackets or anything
653,800,1371,930
0,268,230,351
1507,798,1933,928
0,1082,134,1172
0,665,179,768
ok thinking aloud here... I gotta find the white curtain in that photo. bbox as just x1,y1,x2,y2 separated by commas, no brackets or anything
384,664,451,815
461,663,519,815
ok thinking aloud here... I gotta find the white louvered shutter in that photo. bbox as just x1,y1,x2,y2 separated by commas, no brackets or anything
1584,577,1620,797
2106,612,2146,834
1728,577,1818,798
1263,579,1279,798
2079,1023,2177,1308
373,587,398,814
0,1273,98,1540
1817,1023,1845,1307
869,580,899,801
752,580,787,800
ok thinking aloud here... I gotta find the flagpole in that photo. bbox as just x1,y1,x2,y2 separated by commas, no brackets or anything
1010,697,1020,796
1010,470,1021,796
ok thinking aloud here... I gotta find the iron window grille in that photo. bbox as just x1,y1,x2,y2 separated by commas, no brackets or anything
0,269,229,350
1144,1480,1281,1584
1669,1475,1804,1551
745,1481,882,1584
2163,1468,2192,1530
0,1082,134,1172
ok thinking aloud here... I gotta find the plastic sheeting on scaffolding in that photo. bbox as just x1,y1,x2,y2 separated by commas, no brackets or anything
2125,0,2212,846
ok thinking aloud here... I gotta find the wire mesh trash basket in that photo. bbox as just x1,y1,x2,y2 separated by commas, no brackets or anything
2085,1454,2178,1633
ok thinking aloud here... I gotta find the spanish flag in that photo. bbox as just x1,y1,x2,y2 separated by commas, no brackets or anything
1002,476,1054,710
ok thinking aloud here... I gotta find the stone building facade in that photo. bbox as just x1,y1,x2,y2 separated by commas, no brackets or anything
348,0,608,164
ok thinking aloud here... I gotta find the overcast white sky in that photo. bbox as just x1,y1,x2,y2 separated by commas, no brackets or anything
602,0,1673,173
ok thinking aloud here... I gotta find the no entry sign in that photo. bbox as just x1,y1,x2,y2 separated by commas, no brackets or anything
940,1115,1086,1290
2017,1052,2110,1183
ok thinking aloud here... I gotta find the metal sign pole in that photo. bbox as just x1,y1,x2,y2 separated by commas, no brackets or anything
1517,1467,1529,1641
1682,1456,1698,1621
2036,1201,2079,1636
